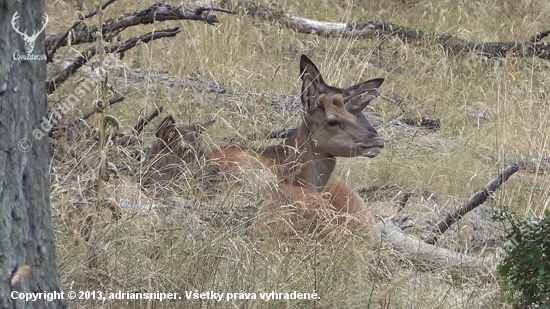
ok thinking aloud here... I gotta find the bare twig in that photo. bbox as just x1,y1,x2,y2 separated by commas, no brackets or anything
45,2,235,51
195,6,237,23
82,0,118,19
46,22,82,63
133,107,163,136
46,0,119,62
371,89,407,113
424,163,519,245
395,191,410,212
81,97,125,120
530,30,550,43
46,28,180,94
224,1,550,62
47,97,124,140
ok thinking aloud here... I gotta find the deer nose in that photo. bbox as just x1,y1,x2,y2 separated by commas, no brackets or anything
367,133,385,148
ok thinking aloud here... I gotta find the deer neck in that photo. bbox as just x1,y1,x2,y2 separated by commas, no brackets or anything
257,123,335,192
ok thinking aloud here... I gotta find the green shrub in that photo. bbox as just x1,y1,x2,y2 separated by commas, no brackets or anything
494,206,550,309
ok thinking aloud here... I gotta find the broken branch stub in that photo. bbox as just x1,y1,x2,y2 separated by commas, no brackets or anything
424,163,519,245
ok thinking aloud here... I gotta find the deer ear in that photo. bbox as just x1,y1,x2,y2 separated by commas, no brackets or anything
299,54,327,87
155,115,176,140
344,78,385,113
301,73,320,114
346,78,385,95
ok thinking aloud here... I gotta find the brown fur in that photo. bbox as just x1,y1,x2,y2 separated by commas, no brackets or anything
244,93,381,240
253,179,377,241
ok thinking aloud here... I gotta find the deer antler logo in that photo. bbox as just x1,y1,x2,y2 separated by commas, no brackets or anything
11,11,49,55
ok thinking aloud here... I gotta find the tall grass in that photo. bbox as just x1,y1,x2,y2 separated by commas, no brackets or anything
46,0,550,307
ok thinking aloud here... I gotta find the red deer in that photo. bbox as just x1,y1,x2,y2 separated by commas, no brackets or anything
257,54,385,192
140,116,215,197
142,55,385,195
142,55,386,240
205,71,384,239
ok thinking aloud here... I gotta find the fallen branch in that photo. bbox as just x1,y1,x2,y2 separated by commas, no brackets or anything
81,96,125,120
378,218,497,275
400,117,441,131
48,97,126,141
424,163,519,245
46,0,119,62
46,28,180,94
223,1,550,62
133,107,163,136
45,2,235,51
81,0,118,20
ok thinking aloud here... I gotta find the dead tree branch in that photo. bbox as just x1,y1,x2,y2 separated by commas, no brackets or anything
46,28,180,94
133,107,163,136
48,96,126,141
46,0,119,62
378,219,497,275
81,97,125,121
400,117,441,131
45,2,235,51
223,1,550,62
424,163,519,245
82,0,118,20
195,6,236,17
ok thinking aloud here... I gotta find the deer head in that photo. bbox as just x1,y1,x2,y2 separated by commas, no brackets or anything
11,11,49,54
300,73,385,158
141,115,215,193
299,54,384,136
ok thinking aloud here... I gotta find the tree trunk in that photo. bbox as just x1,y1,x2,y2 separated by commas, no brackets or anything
0,1,66,308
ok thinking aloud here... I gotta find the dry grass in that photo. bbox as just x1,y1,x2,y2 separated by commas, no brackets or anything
45,0,550,308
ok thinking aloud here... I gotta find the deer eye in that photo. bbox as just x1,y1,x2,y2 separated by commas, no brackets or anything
327,119,340,127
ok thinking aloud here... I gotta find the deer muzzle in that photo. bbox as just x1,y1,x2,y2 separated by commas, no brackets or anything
357,135,385,158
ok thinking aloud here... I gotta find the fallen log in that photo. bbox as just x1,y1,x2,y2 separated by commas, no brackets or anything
378,218,498,276
424,164,519,245
222,0,550,62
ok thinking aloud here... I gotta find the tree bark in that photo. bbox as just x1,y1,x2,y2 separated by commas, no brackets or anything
0,1,66,308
